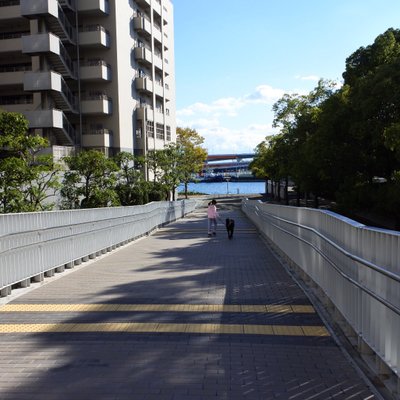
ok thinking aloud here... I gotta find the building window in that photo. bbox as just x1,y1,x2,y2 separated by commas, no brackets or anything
166,126,171,141
156,123,164,140
146,121,154,138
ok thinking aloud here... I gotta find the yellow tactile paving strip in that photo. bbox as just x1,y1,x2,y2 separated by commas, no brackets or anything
0,322,330,336
0,303,329,336
0,303,316,313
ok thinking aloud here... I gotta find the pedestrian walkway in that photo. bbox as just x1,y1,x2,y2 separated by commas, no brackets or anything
0,198,380,400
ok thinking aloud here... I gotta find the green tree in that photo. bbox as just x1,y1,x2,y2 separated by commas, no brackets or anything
176,127,208,199
158,143,183,201
114,152,147,205
271,80,335,206
0,111,59,213
146,149,164,184
61,150,119,209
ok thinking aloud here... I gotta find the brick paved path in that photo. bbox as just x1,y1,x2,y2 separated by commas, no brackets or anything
0,198,380,399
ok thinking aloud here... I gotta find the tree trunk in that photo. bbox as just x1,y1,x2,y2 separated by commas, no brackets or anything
285,176,289,205
277,181,281,202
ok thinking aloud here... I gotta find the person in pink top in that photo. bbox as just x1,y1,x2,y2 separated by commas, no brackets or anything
207,199,219,236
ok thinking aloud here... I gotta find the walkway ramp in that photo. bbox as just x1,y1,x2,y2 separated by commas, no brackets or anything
0,198,380,399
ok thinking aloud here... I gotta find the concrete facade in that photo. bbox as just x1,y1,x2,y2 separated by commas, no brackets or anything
0,0,175,160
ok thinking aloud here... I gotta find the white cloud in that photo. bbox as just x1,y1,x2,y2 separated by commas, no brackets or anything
177,84,286,119
176,83,286,154
176,97,245,118
187,122,278,155
244,85,286,104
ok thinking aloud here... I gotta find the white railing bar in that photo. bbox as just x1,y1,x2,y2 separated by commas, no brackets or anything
255,205,400,284
0,213,156,256
257,208,400,316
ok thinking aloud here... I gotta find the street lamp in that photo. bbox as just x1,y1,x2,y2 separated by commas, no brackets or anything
224,176,231,194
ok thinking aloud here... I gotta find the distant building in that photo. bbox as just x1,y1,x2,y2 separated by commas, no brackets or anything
0,0,175,169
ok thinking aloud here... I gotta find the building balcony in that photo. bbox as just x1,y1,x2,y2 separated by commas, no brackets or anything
134,47,152,66
20,0,76,44
153,25,162,45
23,71,78,113
136,0,150,10
0,35,23,53
154,82,163,97
133,16,151,38
81,94,112,115
82,129,113,148
77,0,109,15
0,94,33,112
39,145,75,162
136,77,153,94
0,1,21,20
23,109,75,145
153,53,163,71
79,25,110,48
22,33,77,78
0,70,24,86
136,104,153,121
80,60,111,81
152,0,161,16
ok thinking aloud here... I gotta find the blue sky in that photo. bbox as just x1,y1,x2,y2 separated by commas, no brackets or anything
173,0,400,155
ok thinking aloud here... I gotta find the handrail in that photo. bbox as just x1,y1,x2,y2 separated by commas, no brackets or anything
256,205,400,283
253,205,400,316
56,2,76,43
60,76,78,111
58,40,77,77
0,63,31,72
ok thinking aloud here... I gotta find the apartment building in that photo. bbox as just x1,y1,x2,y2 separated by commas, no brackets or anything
0,0,175,164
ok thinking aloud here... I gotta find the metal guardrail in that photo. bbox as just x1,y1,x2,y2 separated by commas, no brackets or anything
242,199,400,380
0,200,197,296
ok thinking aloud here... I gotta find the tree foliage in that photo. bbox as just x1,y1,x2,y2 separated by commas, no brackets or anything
251,28,400,226
176,127,208,198
114,152,147,205
0,112,207,213
61,150,120,209
0,111,60,213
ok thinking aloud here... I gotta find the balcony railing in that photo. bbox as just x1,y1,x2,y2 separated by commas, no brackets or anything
0,95,33,105
83,128,113,136
77,0,109,15
79,25,111,48
0,63,31,72
81,93,113,115
80,59,112,81
0,31,29,40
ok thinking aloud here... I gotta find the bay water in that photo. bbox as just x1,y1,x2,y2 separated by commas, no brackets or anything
178,181,266,195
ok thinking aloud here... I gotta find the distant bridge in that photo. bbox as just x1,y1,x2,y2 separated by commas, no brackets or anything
206,153,255,162
203,153,255,175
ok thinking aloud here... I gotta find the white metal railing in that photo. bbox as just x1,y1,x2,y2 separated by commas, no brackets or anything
0,200,197,295
242,199,400,378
